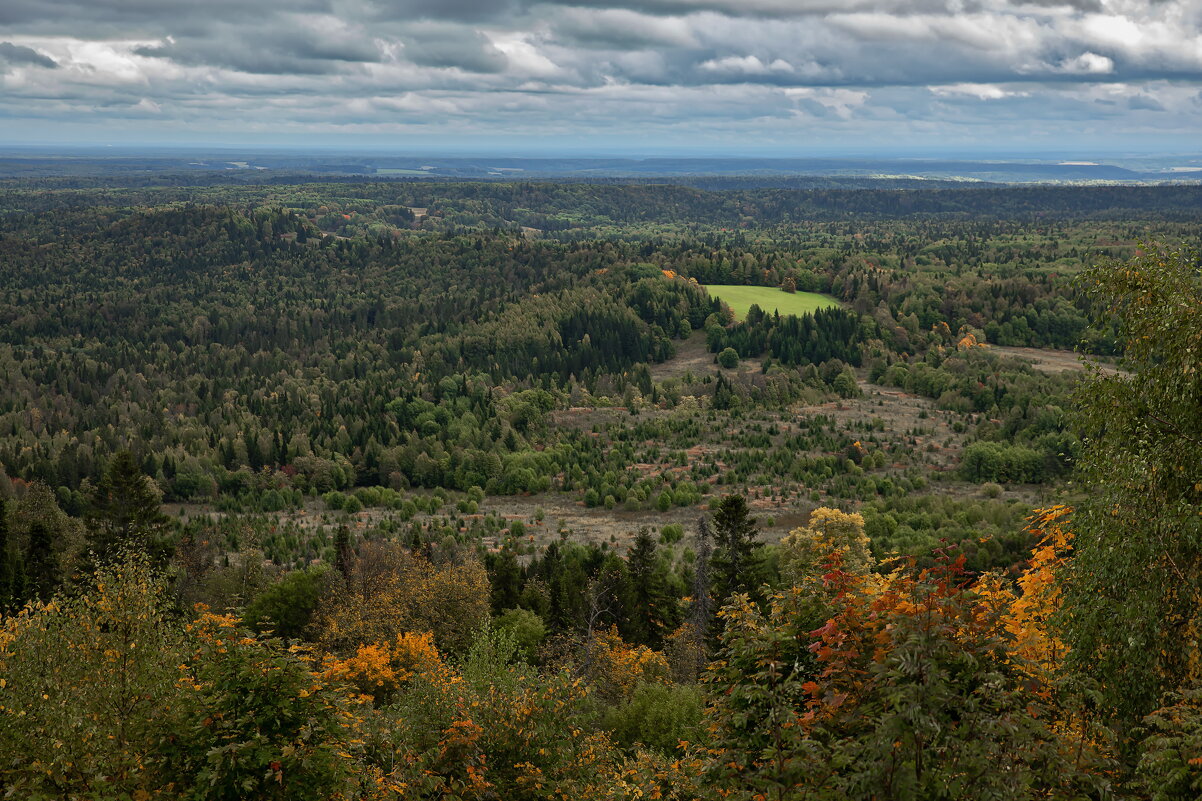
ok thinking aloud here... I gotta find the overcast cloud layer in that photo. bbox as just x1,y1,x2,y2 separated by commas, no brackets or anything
1,0,1199,152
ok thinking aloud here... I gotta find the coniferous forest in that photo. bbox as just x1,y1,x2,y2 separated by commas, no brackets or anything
1,177,1201,799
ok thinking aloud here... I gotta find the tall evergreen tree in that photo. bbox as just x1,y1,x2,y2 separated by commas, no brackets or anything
691,515,712,637
85,451,172,566
0,497,14,609
625,528,669,647
710,494,763,607
334,525,353,579
24,519,57,601
488,548,522,613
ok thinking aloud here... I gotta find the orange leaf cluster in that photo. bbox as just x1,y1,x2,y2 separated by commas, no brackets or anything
323,631,443,703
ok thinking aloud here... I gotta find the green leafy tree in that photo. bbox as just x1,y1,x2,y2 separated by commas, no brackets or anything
819,557,1093,801
1059,245,1202,729
494,607,547,663
702,589,831,799
1138,686,1202,800
242,565,335,639
162,613,356,801
603,682,703,753
0,555,184,798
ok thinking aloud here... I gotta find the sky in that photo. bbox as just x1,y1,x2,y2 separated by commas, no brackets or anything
1,0,1200,155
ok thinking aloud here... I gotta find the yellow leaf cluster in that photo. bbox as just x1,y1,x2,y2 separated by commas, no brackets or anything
780,507,873,584
316,544,490,655
586,626,671,700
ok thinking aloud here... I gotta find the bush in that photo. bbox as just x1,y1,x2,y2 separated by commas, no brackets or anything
243,565,334,639
718,347,739,369
355,486,382,507
832,370,861,399
0,557,357,800
603,682,703,753
494,608,547,663
961,442,1046,484
366,625,614,798
0,556,183,797
162,612,355,800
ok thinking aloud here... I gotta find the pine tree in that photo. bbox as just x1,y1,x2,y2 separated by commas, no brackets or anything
626,528,668,647
85,451,171,566
24,519,57,601
0,497,14,609
488,548,523,613
334,525,353,579
244,430,263,471
710,494,763,606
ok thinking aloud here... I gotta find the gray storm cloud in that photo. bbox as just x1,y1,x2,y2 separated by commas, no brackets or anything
0,0,1198,148
0,41,57,69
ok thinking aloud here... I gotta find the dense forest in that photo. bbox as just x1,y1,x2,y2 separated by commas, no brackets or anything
1,179,1201,799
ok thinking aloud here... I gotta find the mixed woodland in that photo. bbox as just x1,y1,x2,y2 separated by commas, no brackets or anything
0,178,1200,799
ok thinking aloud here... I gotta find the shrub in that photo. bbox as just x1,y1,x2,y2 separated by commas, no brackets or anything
602,682,703,753
660,524,684,545
163,612,356,801
494,608,547,663
243,564,335,639
0,556,183,798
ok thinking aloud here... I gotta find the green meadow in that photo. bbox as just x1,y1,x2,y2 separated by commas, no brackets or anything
704,284,840,320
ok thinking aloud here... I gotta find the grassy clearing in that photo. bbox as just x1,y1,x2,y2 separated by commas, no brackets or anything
704,284,839,320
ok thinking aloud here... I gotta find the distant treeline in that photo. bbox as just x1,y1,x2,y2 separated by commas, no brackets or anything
3,179,1201,225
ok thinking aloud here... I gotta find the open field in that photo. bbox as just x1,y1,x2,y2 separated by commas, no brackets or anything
704,285,839,320
991,345,1121,374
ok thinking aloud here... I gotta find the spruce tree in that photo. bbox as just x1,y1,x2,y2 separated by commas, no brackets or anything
710,494,763,606
86,451,171,566
488,548,523,613
0,497,13,608
334,525,353,579
626,528,667,647
24,519,57,601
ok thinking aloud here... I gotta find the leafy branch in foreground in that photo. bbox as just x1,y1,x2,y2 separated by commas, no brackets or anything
1060,245,1202,729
